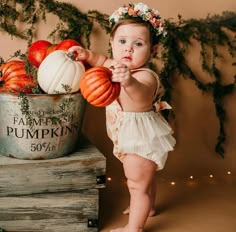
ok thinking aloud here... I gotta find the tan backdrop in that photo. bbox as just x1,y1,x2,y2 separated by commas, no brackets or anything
1,0,236,179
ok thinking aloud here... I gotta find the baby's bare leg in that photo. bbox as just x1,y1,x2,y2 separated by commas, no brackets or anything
123,177,157,217
111,154,157,232
149,176,157,216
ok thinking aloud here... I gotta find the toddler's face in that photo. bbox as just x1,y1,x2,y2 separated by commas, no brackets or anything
110,24,152,69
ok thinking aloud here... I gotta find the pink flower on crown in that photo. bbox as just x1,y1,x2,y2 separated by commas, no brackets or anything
128,7,136,16
150,17,161,27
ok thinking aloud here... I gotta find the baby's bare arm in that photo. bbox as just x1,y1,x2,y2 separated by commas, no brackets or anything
68,46,108,66
111,63,156,104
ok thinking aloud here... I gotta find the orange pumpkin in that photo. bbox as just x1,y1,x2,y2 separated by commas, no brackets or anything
80,66,120,107
0,60,36,93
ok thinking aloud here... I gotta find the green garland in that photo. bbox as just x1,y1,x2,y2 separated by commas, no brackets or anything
0,0,236,157
159,13,236,157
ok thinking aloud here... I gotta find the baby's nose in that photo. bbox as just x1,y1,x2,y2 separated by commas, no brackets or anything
125,45,133,52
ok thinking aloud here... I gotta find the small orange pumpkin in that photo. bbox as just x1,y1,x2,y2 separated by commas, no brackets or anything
0,60,36,93
80,66,120,107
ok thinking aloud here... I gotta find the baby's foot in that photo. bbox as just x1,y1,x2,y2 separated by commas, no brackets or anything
122,207,130,215
122,206,156,217
110,228,125,232
110,227,143,232
110,226,128,232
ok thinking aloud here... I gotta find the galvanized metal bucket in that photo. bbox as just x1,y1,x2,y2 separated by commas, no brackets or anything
0,92,86,159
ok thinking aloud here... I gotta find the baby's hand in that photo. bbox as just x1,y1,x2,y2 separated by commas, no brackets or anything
110,63,132,87
67,46,89,61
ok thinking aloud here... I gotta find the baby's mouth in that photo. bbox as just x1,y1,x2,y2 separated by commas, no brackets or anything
122,56,132,61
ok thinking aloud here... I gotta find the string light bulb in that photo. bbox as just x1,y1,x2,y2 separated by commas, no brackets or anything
158,170,233,186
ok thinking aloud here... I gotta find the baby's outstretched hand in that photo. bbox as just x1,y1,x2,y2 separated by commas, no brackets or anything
111,63,132,87
68,46,89,61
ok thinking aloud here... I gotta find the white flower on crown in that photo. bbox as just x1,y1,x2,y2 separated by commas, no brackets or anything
117,7,128,16
134,3,149,13
110,7,126,22
144,12,152,20
109,12,119,22
153,9,160,16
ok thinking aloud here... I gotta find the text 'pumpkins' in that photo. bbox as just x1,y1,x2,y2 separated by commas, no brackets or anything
37,50,85,94
80,66,120,107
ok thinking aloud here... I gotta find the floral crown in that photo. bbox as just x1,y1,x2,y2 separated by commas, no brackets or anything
109,2,166,37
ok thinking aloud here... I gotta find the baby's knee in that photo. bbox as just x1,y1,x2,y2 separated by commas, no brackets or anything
127,179,149,193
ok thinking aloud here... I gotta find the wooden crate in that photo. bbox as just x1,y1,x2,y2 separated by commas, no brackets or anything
0,140,106,232
0,190,99,232
0,143,106,197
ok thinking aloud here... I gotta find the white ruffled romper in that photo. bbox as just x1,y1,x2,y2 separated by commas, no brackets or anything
105,68,176,170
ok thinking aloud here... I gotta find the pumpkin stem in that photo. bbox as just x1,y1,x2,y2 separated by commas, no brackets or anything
67,52,76,61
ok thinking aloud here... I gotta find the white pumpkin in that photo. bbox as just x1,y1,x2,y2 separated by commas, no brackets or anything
37,50,85,94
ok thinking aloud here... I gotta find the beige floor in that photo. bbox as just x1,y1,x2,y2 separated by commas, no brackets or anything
98,158,236,232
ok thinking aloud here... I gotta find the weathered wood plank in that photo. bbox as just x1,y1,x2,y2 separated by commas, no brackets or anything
0,190,99,232
0,143,106,196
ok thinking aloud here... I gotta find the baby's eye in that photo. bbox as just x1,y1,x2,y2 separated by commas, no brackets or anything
135,42,143,47
119,39,126,44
